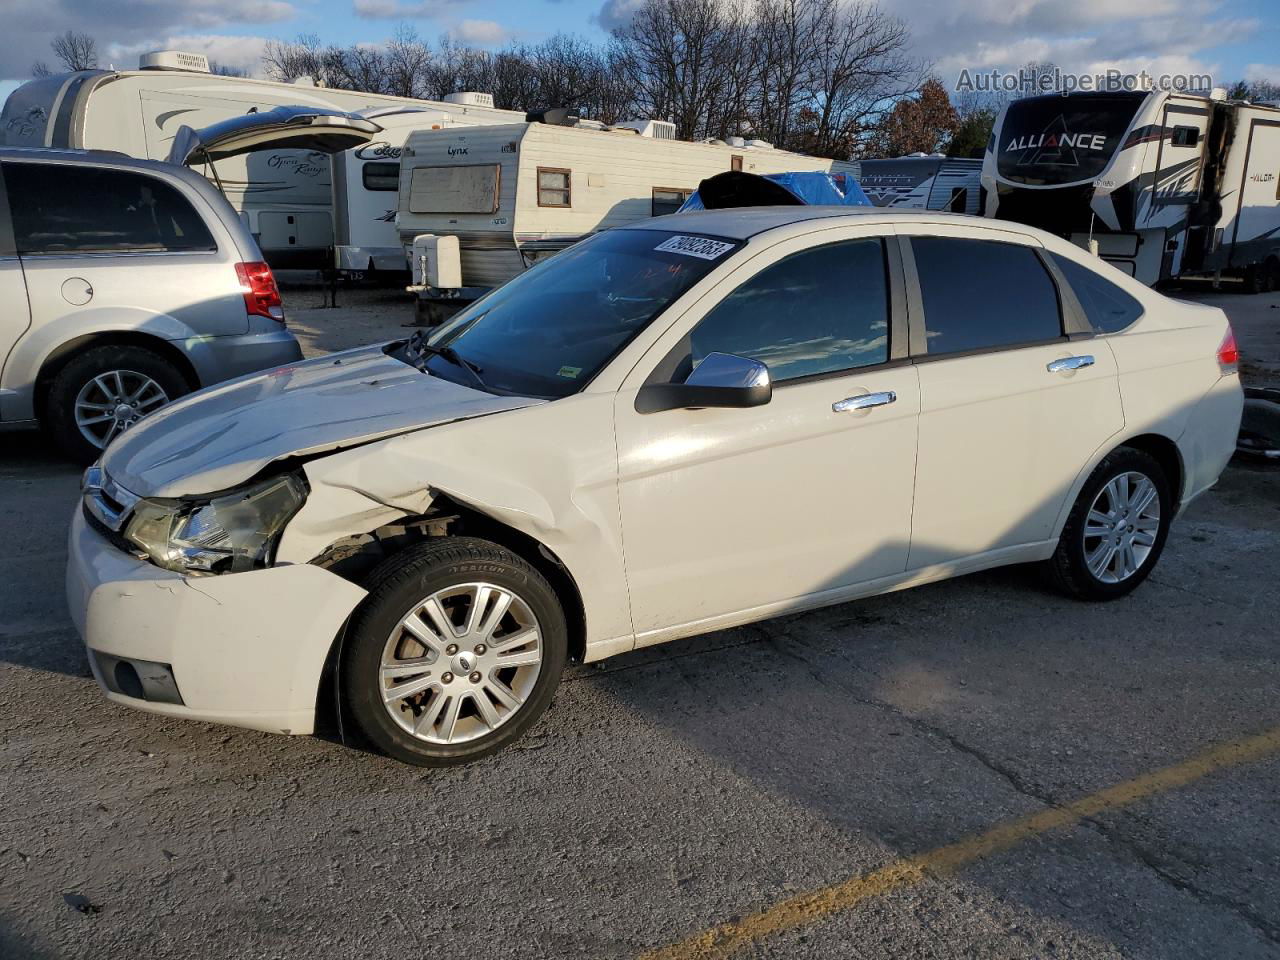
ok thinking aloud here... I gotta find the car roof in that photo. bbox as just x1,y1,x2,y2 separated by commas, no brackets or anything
626,206,1031,242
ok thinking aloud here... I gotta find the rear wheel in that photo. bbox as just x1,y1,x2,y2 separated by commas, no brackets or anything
45,345,190,463
1242,263,1267,294
1043,448,1172,600
341,537,567,766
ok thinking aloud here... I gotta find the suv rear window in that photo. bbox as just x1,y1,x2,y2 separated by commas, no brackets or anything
3,162,217,255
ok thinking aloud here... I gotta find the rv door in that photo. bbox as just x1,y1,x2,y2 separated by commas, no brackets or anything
1149,103,1210,209
166,106,382,166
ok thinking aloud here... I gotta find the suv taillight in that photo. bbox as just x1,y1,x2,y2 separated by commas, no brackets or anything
1217,327,1239,374
235,261,284,323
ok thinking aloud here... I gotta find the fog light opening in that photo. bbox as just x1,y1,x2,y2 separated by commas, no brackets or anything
113,661,146,700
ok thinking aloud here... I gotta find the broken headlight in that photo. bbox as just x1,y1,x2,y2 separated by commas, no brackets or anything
124,474,307,575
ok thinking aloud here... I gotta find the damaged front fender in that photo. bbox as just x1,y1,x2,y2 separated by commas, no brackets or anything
277,394,636,659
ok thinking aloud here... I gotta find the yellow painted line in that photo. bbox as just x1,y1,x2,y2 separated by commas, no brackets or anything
641,724,1280,960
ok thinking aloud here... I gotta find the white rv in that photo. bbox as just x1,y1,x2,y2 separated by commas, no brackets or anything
396,120,858,290
0,53,524,268
981,89,1280,288
855,155,983,214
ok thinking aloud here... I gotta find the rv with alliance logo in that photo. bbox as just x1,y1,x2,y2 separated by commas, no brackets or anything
0,53,524,270
981,89,1280,289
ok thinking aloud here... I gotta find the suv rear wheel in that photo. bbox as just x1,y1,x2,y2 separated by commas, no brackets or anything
46,344,190,463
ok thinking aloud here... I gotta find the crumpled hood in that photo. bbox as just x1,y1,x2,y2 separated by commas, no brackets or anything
102,344,541,498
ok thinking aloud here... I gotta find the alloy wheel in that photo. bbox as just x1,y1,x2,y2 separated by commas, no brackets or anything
1082,471,1161,584
73,369,170,449
378,582,543,745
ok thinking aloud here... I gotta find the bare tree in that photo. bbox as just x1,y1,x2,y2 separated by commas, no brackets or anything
51,30,98,72
253,3,921,159
209,61,249,78
613,0,753,140
797,0,918,158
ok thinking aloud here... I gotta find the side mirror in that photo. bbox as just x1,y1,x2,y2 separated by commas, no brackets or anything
635,352,772,414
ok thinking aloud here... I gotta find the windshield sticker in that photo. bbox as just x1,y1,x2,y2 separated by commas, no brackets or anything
654,235,735,260
557,365,583,379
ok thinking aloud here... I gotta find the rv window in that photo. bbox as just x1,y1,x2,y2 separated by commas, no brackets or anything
1170,126,1200,148
910,237,1063,354
678,239,889,383
948,188,968,212
652,187,693,217
537,168,571,208
1049,252,1144,333
4,162,216,256
362,161,400,192
408,164,500,214
996,92,1145,186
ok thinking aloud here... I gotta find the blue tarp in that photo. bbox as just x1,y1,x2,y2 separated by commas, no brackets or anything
678,171,871,211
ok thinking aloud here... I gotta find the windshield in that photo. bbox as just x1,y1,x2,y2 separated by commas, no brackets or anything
996,93,1147,186
411,229,739,398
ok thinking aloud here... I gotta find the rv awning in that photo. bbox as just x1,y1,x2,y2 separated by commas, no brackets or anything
680,170,871,211
166,106,383,165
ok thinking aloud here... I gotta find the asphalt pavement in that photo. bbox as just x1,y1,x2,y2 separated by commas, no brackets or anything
1,287,1277,960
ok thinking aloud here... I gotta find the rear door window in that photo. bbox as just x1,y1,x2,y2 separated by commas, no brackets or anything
4,162,216,255
1049,252,1144,333
910,236,1063,355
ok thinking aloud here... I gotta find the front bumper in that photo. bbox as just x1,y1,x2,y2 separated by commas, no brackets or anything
66,508,366,735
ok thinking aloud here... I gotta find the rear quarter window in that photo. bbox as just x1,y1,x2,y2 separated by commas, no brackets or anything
1049,252,1145,333
3,162,216,255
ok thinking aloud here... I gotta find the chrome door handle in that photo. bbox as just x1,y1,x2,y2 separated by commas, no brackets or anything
1047,355,1095,373
833,391,896,413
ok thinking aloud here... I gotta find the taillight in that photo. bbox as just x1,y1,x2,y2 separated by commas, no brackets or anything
235,261,284,323
1217,327,1239,374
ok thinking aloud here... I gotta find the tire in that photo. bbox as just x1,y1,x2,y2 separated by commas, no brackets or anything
341,537,567,766
1242,264,1266,295
1265,257,1280,293
1043,447,1173,601
45,344,190,464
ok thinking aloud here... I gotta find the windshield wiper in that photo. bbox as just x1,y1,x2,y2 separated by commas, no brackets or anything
407,332,487,391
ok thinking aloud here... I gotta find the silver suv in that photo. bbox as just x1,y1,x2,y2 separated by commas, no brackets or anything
0,148,303,461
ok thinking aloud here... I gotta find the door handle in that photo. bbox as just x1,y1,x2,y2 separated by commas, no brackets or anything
833,391,896,413
1047,355,1095,373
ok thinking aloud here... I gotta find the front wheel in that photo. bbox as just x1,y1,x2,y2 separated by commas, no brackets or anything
341,537,567,766
1043,448,1172,601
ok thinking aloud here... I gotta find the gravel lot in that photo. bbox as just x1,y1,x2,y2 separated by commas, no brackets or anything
1,281,1278,960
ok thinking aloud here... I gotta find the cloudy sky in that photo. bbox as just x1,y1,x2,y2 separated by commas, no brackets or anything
1,0,1277,101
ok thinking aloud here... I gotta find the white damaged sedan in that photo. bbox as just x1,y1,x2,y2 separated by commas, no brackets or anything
67,208,1243,766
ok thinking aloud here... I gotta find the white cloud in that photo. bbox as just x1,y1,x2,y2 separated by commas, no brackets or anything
593,0,646,32
451,19,512,47
352,0,462,19
1245,63,1280,83
106,34,272,76
1,0,295,83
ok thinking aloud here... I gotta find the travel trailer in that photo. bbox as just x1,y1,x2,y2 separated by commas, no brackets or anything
0,54,524,268
981,89,1280,288
396,120,859,294
332,106,464,278
855,155,983,214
